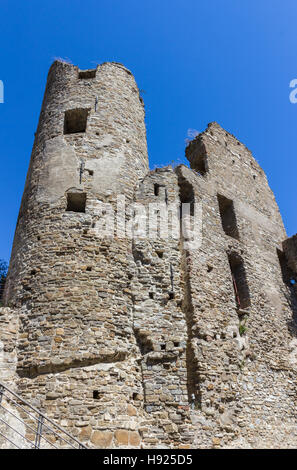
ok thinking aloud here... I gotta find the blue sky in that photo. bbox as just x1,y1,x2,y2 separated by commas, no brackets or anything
0,0,297,262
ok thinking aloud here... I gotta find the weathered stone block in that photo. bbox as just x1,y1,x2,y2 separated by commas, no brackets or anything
114,429,129,446
91,430,113,448
129,431,141,447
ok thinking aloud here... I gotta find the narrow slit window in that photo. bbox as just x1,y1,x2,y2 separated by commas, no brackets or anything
66,192,86,213
228,253,250,309
179,179,195,217
217,194,240,240
64,108,89,134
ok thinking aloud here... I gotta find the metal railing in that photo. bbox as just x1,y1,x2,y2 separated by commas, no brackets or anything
0,381,87,449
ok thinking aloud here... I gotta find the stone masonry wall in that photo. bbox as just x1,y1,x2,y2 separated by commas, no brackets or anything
181,123,297,448
1,61,149,448
0,62,297,449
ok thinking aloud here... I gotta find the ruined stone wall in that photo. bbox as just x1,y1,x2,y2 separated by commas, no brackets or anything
131,167,193,447
181,123,297,448
1,63,297,449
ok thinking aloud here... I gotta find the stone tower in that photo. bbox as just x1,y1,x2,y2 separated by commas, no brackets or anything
2,61,150,448
1,62,297,449
5,60,148,307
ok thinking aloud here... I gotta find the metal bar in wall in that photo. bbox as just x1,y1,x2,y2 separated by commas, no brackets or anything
34,414,44,449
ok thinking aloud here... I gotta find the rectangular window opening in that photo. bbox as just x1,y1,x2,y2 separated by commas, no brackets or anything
277,249,297,286
218,194,240,240
179,179,195,217
78,69,96,79
93,390,102,400
154,183,160,196
66,192,86,213
64,108,89,134
191,154,207,176
228,253,250,309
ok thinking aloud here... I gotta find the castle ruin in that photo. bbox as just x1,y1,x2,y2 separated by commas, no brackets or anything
0,61,297,449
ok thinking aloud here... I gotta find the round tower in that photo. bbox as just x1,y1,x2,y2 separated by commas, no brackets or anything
5,60,148,376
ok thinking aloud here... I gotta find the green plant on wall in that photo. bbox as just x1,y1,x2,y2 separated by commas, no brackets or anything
238,359,245,370
239,319,247,336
